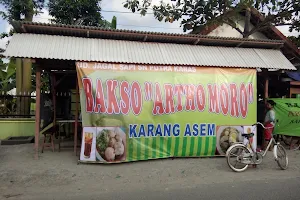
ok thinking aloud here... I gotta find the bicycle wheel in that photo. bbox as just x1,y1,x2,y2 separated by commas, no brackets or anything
276,144,288,170
226,145,250,172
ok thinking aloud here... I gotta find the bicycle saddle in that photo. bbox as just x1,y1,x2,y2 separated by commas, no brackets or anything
242,133,254,138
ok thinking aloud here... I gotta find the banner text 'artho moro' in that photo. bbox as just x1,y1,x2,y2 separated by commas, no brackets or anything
82,79,254,118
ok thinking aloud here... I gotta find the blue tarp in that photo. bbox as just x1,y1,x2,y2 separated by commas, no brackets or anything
287,71,300,81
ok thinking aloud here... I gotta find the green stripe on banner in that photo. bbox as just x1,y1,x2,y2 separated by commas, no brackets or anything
204,137,210,156
196,137,202,156
207,137,213,156
159,137,164,158
144,138,149,160
141,137,147,160
136,138,142,160
163,137,168,158
185,137,191,156
210,137,216,155
174,137,180,156
201,137,206,156
132,138,138,160
170,136,176,156
167,137,172,156
152,137,157,158
127,138,134,161
189,137,195,156
181,137,188,156
148,137,153,160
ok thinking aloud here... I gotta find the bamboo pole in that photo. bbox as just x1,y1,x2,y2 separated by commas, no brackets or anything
16,58,22,115
35,66,41,159
22,58,32,115
74,81,79,155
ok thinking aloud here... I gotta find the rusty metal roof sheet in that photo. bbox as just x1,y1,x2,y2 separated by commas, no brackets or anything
10,21,285,49
4,33,296,70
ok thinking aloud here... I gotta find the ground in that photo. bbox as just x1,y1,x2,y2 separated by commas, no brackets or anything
1,144,300,200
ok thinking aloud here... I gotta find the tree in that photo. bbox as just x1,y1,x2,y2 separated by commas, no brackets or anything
124,0,300,38
288,36,300,47
48,0,104,26
111,16,117,29
0,0,45,115
0,0,44,21
48,0,117,29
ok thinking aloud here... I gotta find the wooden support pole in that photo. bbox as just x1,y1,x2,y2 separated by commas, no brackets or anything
51,73,57,127
74,81,79,155
264,78,269,100
51,73,57,152
35,66,41,159
263,69,269,101
262,70,269,149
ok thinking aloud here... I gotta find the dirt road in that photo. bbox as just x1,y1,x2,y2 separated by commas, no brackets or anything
1,144,300,199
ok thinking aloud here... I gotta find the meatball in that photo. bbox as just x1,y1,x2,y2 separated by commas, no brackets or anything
114,142,124,156
108,130,116,138
105,147,115,161
108,137,117,147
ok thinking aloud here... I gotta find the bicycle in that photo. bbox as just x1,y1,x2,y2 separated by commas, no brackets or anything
226,122,288,172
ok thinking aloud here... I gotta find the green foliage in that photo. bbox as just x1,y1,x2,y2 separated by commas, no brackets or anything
48,0,104,26
99,16,117,29
123,0,300,37
288,36,300,47
111,16,117,29
0,0,45,21
0,59,16,92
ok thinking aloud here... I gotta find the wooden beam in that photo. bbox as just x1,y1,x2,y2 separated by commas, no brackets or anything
290,81,300,86
54,74,67,88
74,81,79,155
35,66,41,159
193,39,200,45
236,41,245,47
143,35,148,42
21,25,27,33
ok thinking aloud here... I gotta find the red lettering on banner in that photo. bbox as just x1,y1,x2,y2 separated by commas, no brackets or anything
94,79,106,113
120,81,130,114
220,83,229,115
174,85,184,112
240,83,248,118
248,83,254,103
106,80,120,114
80,74,254,118
144,82,152,101
82,78,94,112
230,83,239,117
164,84,175,114
208,84,220,114
153,83,164,115
185,84,196,111
196,84,205,111
131,82,142,115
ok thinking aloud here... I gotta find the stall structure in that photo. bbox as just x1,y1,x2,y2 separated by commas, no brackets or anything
4,21,297,161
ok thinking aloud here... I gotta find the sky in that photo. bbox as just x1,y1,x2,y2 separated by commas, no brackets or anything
0,0,299,50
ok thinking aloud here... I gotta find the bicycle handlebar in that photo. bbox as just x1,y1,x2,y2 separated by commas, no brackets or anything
252,122,274,129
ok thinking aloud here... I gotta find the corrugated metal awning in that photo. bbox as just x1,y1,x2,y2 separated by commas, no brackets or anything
4,33,296,70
